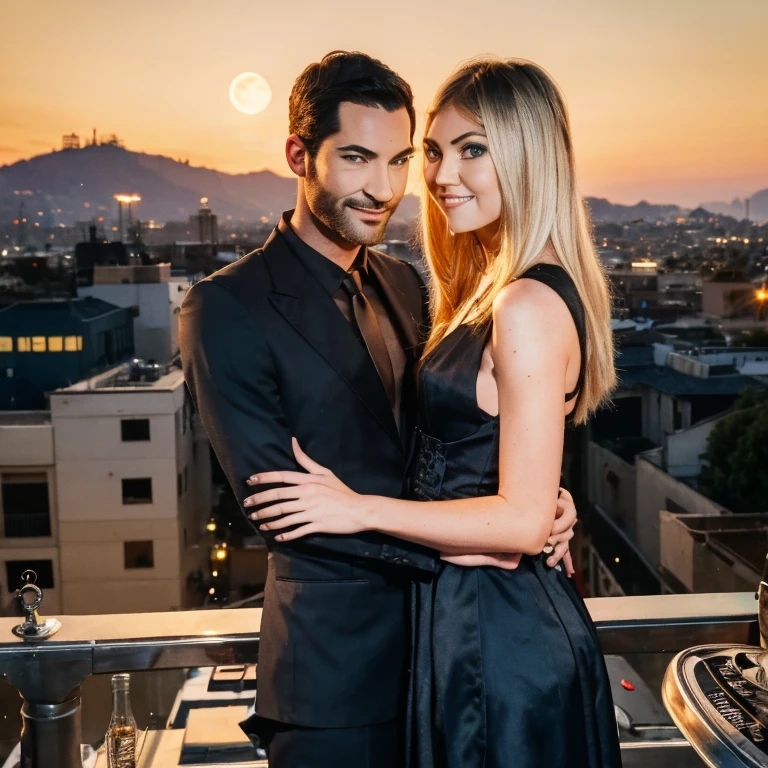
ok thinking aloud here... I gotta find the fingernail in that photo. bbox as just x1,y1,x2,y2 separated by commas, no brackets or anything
276,534,285,541
249,513,257,520
244,499,251,507
250,475,258,482
547,558,555,567
259,524,268,531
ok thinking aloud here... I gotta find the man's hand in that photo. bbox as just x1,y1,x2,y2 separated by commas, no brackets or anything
543,487,577,576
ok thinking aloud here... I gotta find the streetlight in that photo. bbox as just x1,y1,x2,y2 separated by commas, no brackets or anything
113,193,141,241
757,284,767,320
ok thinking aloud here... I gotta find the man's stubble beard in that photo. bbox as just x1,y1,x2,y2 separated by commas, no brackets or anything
305,159,393,247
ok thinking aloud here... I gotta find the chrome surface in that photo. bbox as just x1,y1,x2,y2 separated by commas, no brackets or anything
663,644,768,767
12,572,62,641
590,592,759,654
758,552,768,648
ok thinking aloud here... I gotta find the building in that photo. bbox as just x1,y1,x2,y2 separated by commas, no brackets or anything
659,512,768,593
584,337,768,595
702,271,761,318
61,133,80,150
0,297,134,409
50,363,211,614
190,198,218,245
80,264,188,361
0,410,59,613
0,361,212,615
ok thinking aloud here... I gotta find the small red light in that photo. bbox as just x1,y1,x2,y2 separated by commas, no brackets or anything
32,262,38,267
620,679,635,691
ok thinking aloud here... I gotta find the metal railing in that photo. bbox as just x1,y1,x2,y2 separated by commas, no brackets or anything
0,592,759,768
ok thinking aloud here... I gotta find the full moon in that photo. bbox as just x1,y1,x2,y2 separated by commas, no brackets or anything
229,72,272,115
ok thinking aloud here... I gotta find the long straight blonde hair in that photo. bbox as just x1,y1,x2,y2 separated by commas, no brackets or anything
421,57,616,425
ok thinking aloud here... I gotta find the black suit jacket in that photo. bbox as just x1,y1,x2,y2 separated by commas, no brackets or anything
179,226,437,728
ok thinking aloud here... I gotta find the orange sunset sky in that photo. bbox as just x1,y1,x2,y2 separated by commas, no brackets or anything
1,0,767,207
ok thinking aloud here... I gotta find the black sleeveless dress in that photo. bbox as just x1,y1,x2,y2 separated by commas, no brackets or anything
406,264,622,768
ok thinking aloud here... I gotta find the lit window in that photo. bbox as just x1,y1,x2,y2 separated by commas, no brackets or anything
64,336,78,351
0,337,12,352
32,337,46,352
17,337,31,352
77,336,83,351
48,336,63,352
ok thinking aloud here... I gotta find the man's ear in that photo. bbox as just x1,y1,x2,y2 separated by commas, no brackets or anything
286,135,309,178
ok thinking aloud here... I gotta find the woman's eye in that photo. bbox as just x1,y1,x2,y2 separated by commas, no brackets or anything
461,143,487,159
424,147,440,161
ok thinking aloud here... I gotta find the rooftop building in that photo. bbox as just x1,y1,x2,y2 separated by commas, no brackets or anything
0,297,134,409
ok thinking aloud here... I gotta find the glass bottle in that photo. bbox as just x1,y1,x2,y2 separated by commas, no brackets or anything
106,673,137,768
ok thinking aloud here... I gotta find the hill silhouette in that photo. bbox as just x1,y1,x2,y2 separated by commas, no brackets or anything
1,144,763,226
0,144,422,227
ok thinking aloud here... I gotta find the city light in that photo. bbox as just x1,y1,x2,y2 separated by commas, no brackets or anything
206,517,216,532
757,288,768,302
215,549,227,561
212,571,218,577
114,194,141,204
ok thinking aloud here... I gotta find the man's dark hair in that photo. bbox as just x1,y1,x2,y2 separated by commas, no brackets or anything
289,51,416,156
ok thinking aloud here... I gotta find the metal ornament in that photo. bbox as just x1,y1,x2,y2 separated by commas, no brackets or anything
12,570,62,641
663,644,768,768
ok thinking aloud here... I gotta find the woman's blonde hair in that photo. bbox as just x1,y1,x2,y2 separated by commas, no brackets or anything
421,57,616,425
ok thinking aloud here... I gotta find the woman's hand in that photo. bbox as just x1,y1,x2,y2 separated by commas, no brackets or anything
543,487,577,576
243,438,372,541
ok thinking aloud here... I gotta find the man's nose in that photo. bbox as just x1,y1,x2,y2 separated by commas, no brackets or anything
364,162,394,204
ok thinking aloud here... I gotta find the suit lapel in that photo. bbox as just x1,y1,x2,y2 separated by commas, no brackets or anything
263,231,402,452
367,251,426,366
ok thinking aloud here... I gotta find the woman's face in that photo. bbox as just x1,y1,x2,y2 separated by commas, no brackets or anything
423,106,502,244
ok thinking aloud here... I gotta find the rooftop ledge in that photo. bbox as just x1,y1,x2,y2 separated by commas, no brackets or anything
0,593,759,768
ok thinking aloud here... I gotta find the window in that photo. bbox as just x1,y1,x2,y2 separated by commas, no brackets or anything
17,337,31,352
2,474,51,538
122,478,152,504
64,336,83,351
177,472,182,499
121,419,150,442
0,337,12,352
31,337,46,352
5,560,54,592
124,541,154,569
48,336,63,352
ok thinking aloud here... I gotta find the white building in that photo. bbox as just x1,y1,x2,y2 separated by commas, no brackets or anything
80,264,188,362
0,411,61,613
0,362,212,615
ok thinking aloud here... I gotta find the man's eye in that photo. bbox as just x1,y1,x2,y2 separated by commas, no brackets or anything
460,143,487,159
392,155,413,167
343,155,366,163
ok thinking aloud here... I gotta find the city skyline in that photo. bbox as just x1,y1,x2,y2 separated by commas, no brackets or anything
1,0,767,207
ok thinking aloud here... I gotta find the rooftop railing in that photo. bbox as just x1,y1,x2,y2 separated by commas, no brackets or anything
0,592,760,768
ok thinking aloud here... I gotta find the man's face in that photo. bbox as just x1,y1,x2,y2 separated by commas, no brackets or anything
304,102,413,246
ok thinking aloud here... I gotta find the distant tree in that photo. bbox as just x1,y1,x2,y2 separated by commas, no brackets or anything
733,329,768,348
699,388,768,512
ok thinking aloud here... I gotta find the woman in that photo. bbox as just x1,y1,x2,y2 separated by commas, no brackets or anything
245,58,621,767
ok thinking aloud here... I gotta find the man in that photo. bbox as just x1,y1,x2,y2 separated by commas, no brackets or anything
180,51,575,768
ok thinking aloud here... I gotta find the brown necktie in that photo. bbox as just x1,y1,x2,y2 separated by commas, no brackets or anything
342,270,397,408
